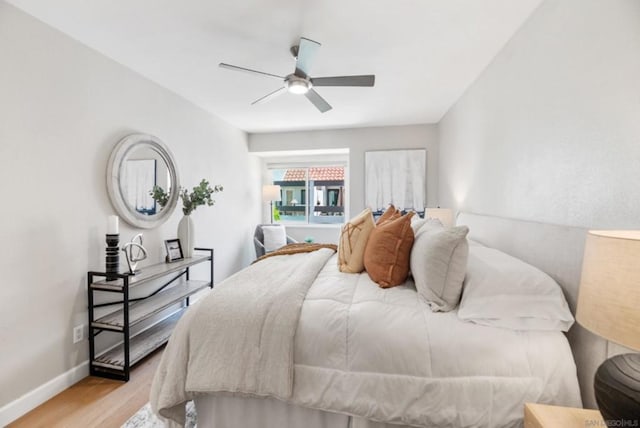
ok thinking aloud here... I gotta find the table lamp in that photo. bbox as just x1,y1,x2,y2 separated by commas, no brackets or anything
262,185,281,224
425,208,454,228
576,230,640,422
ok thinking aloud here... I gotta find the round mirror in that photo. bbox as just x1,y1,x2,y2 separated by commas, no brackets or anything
107,134,180,229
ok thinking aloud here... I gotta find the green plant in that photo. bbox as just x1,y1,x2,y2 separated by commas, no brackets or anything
150,179,223,216
149,186,170,208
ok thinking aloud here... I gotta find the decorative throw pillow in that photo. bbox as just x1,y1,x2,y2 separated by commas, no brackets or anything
411,226,469,311
364,212,415,288
262,225,287,252
376,204,400,225
338,208,376,273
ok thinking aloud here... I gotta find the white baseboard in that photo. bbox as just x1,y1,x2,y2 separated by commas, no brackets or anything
0,361,89,426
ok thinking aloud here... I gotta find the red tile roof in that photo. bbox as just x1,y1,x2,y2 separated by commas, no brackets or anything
282,167,344,181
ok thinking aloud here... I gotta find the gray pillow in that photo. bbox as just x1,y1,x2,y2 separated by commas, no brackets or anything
410,225,469,312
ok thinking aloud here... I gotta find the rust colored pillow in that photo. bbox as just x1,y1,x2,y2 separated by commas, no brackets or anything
338,208,376,273
376,204,400,225
364,212,415,288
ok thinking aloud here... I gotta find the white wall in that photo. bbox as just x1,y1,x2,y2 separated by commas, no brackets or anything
284,225,342,246
0,1,260,420
249,124,439,217
438,0,640,230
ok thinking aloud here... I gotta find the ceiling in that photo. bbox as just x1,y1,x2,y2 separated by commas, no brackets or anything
7,0,542,133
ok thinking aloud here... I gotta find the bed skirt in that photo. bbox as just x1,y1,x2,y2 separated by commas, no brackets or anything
195,395,417,428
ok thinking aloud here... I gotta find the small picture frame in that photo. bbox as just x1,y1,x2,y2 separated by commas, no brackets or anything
164,239,184,262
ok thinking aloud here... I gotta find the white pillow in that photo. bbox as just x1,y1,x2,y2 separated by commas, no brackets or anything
411,216,443,236
458,245,574,331
262,225,287,252
411,225,469,312
467,238,485,247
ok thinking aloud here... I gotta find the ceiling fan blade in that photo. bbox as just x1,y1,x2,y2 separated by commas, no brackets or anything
251,87,286,105
311,75,375,87
219,63,284,80
304,89,332,113
295,37,321,77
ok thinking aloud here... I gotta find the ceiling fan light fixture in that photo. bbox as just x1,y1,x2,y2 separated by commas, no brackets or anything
220,37,374,112
286,78,311,94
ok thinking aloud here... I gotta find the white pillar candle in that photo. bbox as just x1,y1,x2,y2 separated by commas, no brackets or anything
107,215,119,234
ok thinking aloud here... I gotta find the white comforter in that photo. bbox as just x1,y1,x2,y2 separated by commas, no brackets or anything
290,254,581,427
155,252,582,428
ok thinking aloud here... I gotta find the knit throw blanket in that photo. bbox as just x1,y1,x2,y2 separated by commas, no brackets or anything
255,242,338,263
150,247,336,426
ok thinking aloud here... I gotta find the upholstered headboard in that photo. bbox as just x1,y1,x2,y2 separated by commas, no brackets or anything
456,212,606,409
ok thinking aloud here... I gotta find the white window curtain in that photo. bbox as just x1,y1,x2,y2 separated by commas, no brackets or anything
365,149,426,212
123,159,157,214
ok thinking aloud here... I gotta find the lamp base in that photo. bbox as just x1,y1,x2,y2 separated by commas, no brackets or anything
594,353,640,424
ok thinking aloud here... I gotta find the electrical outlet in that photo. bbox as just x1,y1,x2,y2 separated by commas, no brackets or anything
73,325,84,344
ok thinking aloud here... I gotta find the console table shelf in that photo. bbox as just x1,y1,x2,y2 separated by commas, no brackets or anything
93,309,184,371
92,280,210,331
90,255,211,291
88,248,213,381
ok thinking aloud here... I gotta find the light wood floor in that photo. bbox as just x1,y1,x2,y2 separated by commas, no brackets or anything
8,348,163,428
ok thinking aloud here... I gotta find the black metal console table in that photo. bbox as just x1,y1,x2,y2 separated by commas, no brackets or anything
87,247,213,381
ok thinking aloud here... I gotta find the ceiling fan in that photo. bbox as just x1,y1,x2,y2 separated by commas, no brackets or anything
219,37,375,113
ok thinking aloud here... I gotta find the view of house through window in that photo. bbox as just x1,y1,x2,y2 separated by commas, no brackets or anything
270,166,346,224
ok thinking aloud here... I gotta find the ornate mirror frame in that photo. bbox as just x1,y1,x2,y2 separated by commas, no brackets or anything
107,133,180,229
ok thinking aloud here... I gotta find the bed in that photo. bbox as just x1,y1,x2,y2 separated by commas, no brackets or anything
151,212,592,428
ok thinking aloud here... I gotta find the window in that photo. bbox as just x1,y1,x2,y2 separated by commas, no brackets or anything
269,165,346,224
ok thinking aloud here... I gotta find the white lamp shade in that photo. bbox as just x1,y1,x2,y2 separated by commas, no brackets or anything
425,208,454,228
262,185,281,202
577,230,640,351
